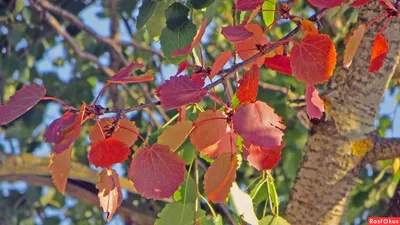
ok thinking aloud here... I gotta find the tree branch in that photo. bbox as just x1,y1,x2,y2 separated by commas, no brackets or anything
365,134,400,163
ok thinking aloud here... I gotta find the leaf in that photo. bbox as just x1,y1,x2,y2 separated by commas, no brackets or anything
236,0,264,11
233,24,268,68
262,0,277,27
229,182,258,225
136,0,158,30
88,138,131,168
267,175,280,212
221,25,254,43
44,112,78,143
209,51,232,79
343,24,366,68
110,62,154,84
175,62,189,76
264,54,292,75
190,110,237,159
157,120,194,151
89,118,139,147
290,34,337,85
204,153,237,203
237,65,259,103
128,144,186,200
53,103,86,154
299,19,318,36
191,0,215,9
96,168,123,222
306,0,346,8
156,76,207,109
244,142,284,170
155,202,206,225
369,33,389,72
147,0,171,39
305,85,325,119
232,101,285,148
259,215,290,225
172,20,207,57
48,145,72,194
0,83,46,125
174,173,196,203
350,0,372,7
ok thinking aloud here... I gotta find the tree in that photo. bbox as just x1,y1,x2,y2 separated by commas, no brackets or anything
1,0,400,225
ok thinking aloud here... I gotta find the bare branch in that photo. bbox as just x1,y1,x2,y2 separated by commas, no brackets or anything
365,134,400,163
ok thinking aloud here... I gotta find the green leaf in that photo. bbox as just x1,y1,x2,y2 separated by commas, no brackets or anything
174,173,197,203
229,182,258,225
136,0,159,30
259,215,291,225
160,21,196,64
262,0,277,27
178,142,196,164
13,0,25,15
165,2,190,20
250,178,267,204
147,0,172,39
204,0,220,24
155,202,205,225
267,175,280,213
191,0,215,9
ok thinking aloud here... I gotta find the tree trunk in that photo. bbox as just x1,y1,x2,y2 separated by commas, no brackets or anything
284,2,400,224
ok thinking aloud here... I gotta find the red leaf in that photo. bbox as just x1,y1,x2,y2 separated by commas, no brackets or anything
244,142,284,171
236,0,264,11
350,0,371,7
156,76,207,109
48,145,72,194
190,110,237,159
178,105,187,122
221,25,254,43
233,24,268,68
264,54,292,75
204,153,237,203
237,65,259,103
172,20,207,57
209,51,232,79
110,62,153,84
232,101,285,148
88,138,131,168
53,103,86,154
305,85,325,119
128,144,186,200
307,0,346,8
191,72,206,87
0,83,46,125
175,62,189,76
379,0,397,12
96,168,123,222
369,33,389,72
290,34,337,85
44,112,77,143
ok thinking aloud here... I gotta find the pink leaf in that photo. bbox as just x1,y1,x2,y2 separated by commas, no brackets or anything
305,85,325,119
350,0,371,7
232,101,285,148
379,0,397,12
307,0,346,8
175,62,189,76
128,144,186,200
0,83,46,125
156,76,207,109
236,0,264,11
209,51,232,79
264,54,292,76
244,142,284,171
221,25,254,43
172,20,207,57
44,112,78,143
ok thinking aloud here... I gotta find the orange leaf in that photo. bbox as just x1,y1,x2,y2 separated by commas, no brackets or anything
343,24,366,68
204,153,237,203
96,168,123,222
89,118,139,147
290,34,337,85
172,20,207,57
88,138,131,168
369,33,389,72
233,24,268,68
300,19,318,36
190,110,237,159
48,145,72,194
157,120,194,152
53,103,86,154
209,51,232,79
237,65,260,103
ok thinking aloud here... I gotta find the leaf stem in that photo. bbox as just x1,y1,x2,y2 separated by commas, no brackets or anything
193,152,199,225
93,81,110,105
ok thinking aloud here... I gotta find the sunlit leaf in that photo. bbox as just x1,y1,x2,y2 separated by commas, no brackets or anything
221,25,254,43
244,142,284,170
96,168,123,222
305,85,325,119
229,182,258,225
157,120,194,151
89,118,139,147
259,215,290,225
0,83,46,125
209,51,232,79
175,61,189,76
369,33,389,72
343,24,366,68
262,0,277,27
88,138,131,168
237,65,259,103
155,202,206,225
48,145,72,194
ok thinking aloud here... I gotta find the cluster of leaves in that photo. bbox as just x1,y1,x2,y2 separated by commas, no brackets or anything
1,0,398,224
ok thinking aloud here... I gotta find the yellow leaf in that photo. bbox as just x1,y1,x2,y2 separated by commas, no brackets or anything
157,120,193,152
343,24,366,68
48,145,72,194
96,168,123,222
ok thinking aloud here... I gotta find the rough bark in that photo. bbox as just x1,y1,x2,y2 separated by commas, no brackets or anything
284,1,400,224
